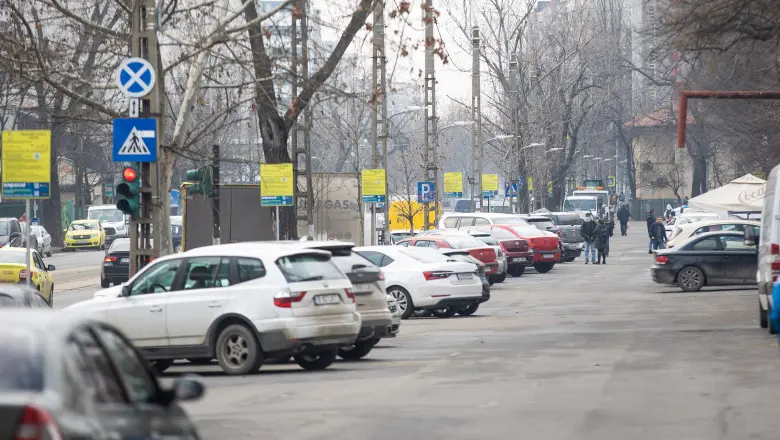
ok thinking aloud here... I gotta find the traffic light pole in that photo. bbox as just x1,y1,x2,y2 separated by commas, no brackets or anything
129,0,161,276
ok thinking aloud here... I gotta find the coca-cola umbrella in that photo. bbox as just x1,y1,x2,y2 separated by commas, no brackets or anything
687,174,766,217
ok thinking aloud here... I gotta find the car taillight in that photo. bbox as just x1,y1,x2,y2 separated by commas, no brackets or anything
377,272,385,281
18,270,27,280
344,288,355,302
423,271,452,281
104,256,117,263
273,289,306,308
772,244,780,281
14,406,62,440
655,255,668,264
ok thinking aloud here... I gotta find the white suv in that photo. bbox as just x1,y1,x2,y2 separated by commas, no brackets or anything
63,243,361,375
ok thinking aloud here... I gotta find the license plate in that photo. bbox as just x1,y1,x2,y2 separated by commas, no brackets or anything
513,257,526,263
543,253,555,259
456,273,473,280
313,294,341,305
120,258,130,264
352,283,373,293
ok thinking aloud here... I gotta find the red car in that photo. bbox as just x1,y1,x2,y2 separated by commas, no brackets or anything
469,226,534,277
397,234,500,277
490,225,561,273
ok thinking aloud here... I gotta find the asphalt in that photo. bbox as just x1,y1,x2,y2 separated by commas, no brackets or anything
51,222,780,440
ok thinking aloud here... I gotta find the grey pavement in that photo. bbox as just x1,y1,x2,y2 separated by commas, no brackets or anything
51,222,780,440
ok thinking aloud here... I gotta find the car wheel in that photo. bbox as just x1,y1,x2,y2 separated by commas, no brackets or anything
294,349,338,370
100,276,110,288
387,286,414,319
431,307,457,318
187,358,213,365
495,273,507,283
760,298,768,329
677,266,705,292
457,303,479,316
534,262,555,273
215,324,263,375
510,266,525,277
150,360,173,374
487,276,496,286
338,339,376,360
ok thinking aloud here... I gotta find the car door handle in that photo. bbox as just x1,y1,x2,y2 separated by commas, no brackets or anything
149,306,163,312
208,301,222,308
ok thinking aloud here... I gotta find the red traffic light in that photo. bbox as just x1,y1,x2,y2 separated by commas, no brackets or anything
123,167,137,182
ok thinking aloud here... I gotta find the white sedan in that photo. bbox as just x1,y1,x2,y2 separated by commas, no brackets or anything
355,246,484,319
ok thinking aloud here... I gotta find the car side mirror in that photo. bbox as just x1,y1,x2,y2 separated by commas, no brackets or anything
121,285,131,297
47,264,55,271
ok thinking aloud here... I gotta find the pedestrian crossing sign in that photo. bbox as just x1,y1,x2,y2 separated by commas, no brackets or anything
112,118,157,162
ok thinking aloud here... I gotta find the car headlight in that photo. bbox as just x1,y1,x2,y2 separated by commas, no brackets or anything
116,223,125,230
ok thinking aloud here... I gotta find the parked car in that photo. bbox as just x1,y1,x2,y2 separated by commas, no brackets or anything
536,212,584,262
439,248,490,316
490,225,561,273
666,219,760,249
665,210,720,236
284,241,393,360
101,238,131,287
0,310,204,439
64,243,362,374
28,225,52,257
469,226,534,276
395,233,500,282
756,164,780,332
464,230,508,282
64,219,107,251
354,246,484,319
0,248,55,305
438,212,530,229
0,217,23,247
0,284,51,308
386,294,401,336
651,231,757,292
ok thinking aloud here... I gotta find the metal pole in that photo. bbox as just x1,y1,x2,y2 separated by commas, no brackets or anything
370,0,380,244
24,199,31,287
471,26,483,212
212,144,220,245
422,0,437,229
301,1,314,239
378,0,389,244
509,53,518,213
275,206,280,241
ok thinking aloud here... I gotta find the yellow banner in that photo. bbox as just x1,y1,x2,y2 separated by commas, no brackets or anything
547,181,553,194
1,130,51,199
260,163,293,206
361,169,386,203
482,174,499,192
528,177,533,191
443,172,463,195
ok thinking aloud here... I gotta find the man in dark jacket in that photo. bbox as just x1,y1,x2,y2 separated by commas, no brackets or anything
649,216,667,251
646,209,656,254
617,204,631,236
580,213,597,264
593,219,609,264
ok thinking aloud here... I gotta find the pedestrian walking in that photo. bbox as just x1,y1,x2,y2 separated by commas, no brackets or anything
617,204,631,236
580,212,597,264
594,219,609,264
646,209,656,254
604,217,615,256
649,216,667,251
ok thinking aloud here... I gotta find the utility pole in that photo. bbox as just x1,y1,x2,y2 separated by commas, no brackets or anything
509,53,518,213
378,1,389,245
369,0,386,243
212,144,220,245
292,0,313,239
422,0,438,229
129,0,161,276
470,26,482,213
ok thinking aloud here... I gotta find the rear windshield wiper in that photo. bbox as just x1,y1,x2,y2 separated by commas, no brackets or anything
297,275,324,282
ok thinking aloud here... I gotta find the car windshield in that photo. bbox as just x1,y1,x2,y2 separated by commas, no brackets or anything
553,215,582,226
0,252,27,265
276,253,346,282
399,247,449,263
527,219,556,230
0,328,43,391
564,199,597,211
70,223,97,231
88,209,124,223
110,239,130,252
491,217,527,225
327,250,375,273
444,235,488,249
509,225,542,236
472,235,498,245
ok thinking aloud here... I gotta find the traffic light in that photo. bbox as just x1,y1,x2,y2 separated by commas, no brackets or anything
116,165,140,217
185,165,214,196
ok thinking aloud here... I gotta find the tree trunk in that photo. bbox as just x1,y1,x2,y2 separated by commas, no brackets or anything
35,82,64,246
261,115,297,239
690,156,707,197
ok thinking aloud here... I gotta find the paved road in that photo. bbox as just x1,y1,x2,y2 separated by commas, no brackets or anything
53,223,780,440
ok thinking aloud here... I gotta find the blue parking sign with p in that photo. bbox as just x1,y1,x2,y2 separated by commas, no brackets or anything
417,181,434,203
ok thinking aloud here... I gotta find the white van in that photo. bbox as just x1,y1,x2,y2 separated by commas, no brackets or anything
753,166,778,333
437,213,528,229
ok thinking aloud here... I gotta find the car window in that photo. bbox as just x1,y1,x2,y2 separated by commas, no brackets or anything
130,259,182,296
276,253,346,282
67,327,126,403
329,251,375,272
0,328,43,391
396,241,410,247
444,235,486,249
443,217,459,228
482,227,517,239
474,235,498,245
355,251,385,267
69,222,99,231
110,239,130,252
32,252,45,270
529,220,556,230
722,235,755,250
399,247,449,263
183,257,231,289
414,240,430,247
93,326,158,404
491,217,527,225
237,258,266,282
0,252,27,265
474,217,490,225
554,215,582,226
690,237,723,251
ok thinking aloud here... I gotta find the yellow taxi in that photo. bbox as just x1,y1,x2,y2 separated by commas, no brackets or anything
64,219,106,251
0,247,55,305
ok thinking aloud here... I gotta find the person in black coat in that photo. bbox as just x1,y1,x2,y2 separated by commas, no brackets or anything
617,204,631,236
646,209,656,254
593,219,609,264
649,216,667,250
580,213,597,264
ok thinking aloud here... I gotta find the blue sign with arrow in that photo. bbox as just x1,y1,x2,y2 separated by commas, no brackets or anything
113,118,157,162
